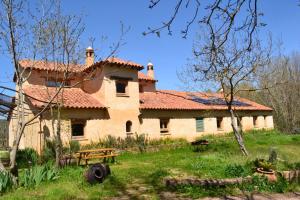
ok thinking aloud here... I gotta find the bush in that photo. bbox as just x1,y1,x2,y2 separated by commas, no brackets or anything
0,171,14,193
16,148,39,168
69,140,80,154
81,134,188,152
104,135,118,148
224,164,246,178
0,151,10,167
41,139,56,163
135,133,149,153
240,175,288,193
253,158,275,172
268,148,278,165
20,164,59,188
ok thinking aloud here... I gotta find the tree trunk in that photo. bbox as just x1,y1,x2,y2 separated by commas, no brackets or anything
10,123,26,176
55,108,62,167
55,130,62,167
229,109,249,156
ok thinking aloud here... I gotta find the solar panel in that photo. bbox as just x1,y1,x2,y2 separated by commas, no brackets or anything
189,95,249,106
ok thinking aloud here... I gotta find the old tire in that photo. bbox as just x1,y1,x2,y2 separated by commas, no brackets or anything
84,163,110,184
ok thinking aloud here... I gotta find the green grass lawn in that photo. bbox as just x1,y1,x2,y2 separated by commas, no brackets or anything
2,130,300,199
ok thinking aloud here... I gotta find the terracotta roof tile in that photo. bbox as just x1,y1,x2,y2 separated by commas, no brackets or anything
105,57,144,70
23,85,105,109
19,60,85,73
140,90,272,111
20,57,143,73
84,57,144,72
138,72,157,82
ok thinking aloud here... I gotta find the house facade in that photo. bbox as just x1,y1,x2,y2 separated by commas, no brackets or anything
9,48,274,153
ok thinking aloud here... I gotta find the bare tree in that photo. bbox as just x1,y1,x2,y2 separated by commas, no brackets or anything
0,0,86,172
146,0,272,155
259,52,300,133
144,0,262,44
0,0,130,171
33,0,84,167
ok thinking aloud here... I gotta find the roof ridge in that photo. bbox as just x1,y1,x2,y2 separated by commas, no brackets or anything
19,59,85,66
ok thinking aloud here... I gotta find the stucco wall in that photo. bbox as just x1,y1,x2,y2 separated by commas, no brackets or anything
139,110,274,141
10,107,274,152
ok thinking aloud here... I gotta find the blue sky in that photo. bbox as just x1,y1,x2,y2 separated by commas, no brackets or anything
1,0,300,90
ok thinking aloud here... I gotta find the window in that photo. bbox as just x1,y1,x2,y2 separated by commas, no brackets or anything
116,80,128,95
71,120,85,137
196,118,204,132
217,117,223,130
160,118,169,133
253,116,258,127
126,121,132,134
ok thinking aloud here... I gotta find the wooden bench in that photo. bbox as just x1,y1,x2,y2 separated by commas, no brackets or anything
76,148,118,165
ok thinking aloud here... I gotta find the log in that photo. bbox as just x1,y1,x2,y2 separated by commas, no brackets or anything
165,176,252,188
281,170,300,182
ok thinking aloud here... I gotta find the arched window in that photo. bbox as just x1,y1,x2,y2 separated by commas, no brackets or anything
126,121,132,133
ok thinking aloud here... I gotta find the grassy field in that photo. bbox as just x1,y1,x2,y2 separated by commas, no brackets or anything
2,130,300,199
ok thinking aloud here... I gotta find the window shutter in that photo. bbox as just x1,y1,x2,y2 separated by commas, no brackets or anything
196,118,204,132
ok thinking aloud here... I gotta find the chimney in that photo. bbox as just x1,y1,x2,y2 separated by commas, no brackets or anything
147,62,154,79
85,46,94,66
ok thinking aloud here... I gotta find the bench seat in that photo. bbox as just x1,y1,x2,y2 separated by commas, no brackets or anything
81,154,118,160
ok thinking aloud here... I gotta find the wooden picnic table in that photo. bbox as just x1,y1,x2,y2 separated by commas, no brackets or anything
76,148,118,166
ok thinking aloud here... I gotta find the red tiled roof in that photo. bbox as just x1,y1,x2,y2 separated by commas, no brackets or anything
138,72,157,82
140,90,272,111
19,57,144,73
19,60,85,73
23,85,105,109
84,57,144,72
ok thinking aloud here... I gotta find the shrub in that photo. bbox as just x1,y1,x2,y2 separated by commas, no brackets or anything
135,133,149,153
81,134,188,152
240,175,288,193
0,171,14,193
0,151,10,167
224,164,246,177
16,148,39,168
268,148,278,165
41,139,56,163
0,151,10,159
253,158,275,172
103,135,117,148
20,164,59,188
69,140,80,154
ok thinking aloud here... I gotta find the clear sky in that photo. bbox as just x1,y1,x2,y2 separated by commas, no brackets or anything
1,0,300,91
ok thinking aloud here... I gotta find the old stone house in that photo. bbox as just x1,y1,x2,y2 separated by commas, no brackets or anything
9,47,273,153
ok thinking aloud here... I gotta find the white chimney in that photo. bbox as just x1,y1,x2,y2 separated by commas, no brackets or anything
147,62,154,79
85,46,94,66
